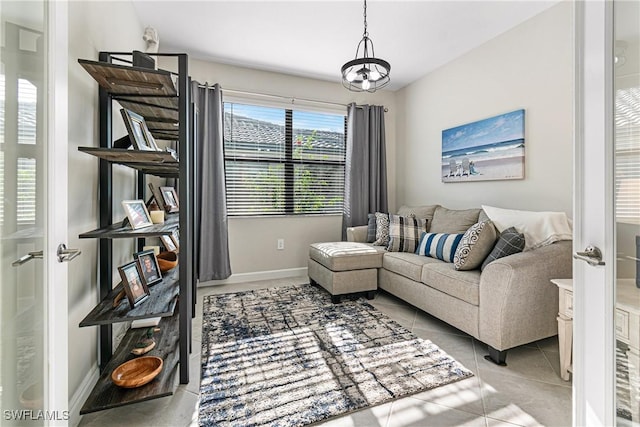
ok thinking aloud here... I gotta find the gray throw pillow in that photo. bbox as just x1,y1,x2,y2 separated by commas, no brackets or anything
366,213,377,243
429,206,481,234
454,220,498,271
372,212,390,246
481,227,525,270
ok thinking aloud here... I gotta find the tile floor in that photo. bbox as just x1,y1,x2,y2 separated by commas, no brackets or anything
79,277,572,427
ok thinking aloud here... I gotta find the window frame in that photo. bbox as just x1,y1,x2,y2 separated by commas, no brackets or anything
223,101,347,217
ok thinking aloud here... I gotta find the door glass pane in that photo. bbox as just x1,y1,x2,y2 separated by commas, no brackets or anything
0,1,47,424
615,0,640,424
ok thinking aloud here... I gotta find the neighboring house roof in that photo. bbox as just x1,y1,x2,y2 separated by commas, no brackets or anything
223,113,344,155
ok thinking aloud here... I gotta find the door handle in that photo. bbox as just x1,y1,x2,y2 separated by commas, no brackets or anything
57,243,81,263
12,250,43,267
573,245,605,266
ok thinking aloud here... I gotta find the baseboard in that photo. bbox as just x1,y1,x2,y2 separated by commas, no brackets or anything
199,267,308,287
69,364,99,427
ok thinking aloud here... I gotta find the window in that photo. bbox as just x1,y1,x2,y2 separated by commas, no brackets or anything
223,102,346,216
615,86,640,223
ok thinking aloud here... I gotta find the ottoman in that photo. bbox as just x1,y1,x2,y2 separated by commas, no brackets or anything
308,242,383,303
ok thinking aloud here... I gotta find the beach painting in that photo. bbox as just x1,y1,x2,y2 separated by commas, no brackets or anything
442,109,525,183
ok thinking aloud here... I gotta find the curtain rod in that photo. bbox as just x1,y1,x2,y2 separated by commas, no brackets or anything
197,84,388,112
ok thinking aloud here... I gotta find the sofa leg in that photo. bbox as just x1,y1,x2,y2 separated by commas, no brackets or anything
365,291,375,300
309,277,317,286
484,346,508,366
331,295,341,304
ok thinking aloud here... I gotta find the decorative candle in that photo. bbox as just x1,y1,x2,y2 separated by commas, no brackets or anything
149,210,164,224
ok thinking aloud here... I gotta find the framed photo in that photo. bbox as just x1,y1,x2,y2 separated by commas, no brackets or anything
122,200,154,230
134,249,163,286
118,261,150,308
148,182,166,211
120,108,159,151
170,229,179,252
160,186,179,213
160,234,177,252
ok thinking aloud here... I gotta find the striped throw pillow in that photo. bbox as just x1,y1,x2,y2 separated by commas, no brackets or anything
387,214,428,253
415,232,464,263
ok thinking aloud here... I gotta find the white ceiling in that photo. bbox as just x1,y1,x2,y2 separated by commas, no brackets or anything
131,0,559,91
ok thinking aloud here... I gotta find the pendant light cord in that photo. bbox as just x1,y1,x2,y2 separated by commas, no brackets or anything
363,0,368,38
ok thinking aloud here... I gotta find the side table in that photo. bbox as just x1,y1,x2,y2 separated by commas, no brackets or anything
551,278,573,381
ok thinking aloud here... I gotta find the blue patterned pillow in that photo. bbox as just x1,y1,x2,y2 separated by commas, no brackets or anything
415,232,464,263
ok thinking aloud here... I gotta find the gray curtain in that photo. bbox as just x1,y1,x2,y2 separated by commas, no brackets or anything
342,103,388,239
191,81,231,280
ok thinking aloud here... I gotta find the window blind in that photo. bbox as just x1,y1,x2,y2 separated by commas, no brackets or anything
615,86,640,223
223,102,346,216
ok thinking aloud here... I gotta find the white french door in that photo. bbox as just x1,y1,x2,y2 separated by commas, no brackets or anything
574,0,640,425
0,1,69,425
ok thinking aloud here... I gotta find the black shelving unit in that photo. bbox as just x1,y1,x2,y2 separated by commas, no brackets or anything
77,52,195,413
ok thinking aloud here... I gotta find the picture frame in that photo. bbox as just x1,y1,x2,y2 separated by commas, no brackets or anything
160,186,179,213
122,199,154,230
170,229,179,252
118,260,151,308
134,249,163,286
441,109,525,183
160,234,177,252
120,108,159,151
148,182,166,212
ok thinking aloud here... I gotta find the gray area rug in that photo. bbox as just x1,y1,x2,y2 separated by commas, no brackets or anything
199,284,474,427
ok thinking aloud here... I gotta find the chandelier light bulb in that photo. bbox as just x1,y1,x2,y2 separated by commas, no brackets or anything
362,78,371,91
369,69,381,81
346,71,358,82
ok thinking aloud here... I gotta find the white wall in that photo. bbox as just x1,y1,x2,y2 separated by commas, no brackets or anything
184,59,397,278
395,1,574,214
67,1,144,422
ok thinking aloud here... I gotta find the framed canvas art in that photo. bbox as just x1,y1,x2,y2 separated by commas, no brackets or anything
442,109,525,183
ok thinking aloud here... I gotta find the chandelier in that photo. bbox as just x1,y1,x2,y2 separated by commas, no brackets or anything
341,0,390,93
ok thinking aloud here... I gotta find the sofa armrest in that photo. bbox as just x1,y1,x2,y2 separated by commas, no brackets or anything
346,226,368,243
479,240,573,351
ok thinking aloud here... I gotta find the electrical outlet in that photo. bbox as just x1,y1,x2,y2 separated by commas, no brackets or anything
277,238,285,250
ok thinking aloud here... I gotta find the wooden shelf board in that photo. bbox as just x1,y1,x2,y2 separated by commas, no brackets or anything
79,213,178,239
118,99,179,123
79,267,180,327
78,59,177,97
146,121,180,131
79,147,178,164
79,312,181,414
149,131,179,142
117,95,179,110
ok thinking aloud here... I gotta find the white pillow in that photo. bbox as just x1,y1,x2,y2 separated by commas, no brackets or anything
481,205,572,250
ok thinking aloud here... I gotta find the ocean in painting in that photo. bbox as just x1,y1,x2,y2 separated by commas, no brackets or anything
442,138,524,162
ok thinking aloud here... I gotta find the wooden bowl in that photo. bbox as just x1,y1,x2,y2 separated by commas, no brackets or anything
157,251,178,272
111,356,163,388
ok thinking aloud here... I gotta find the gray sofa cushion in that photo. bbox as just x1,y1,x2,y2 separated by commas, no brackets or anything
397,205,440,231
383,252,441,282
430,206,481,234
421,263,481,305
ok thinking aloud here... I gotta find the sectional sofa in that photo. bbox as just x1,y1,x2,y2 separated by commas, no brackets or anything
346,204,573,365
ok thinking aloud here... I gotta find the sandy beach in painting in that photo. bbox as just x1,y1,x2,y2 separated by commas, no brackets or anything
441,153,525,182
